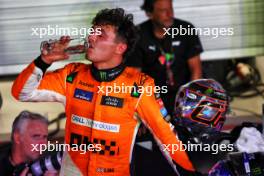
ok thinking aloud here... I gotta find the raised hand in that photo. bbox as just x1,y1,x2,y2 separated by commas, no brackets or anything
41,36,71,64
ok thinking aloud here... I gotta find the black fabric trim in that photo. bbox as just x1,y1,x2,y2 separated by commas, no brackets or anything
34,55,51,73
91,63,125,82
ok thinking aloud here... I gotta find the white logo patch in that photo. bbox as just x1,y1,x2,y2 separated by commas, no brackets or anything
71,114,120,133
148,45,156,51
172,41,181,46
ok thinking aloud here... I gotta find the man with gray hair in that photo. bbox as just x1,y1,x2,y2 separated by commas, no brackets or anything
0,110,52,175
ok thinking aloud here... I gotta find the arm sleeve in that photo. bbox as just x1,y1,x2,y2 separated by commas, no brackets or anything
11,57,70,105
186,24,204,59
135,77,194,172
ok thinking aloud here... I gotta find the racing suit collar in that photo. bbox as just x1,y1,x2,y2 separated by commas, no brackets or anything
91,63,125,82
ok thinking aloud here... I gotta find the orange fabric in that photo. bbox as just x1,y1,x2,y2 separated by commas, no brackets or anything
12,62,36,100
12,62,194,175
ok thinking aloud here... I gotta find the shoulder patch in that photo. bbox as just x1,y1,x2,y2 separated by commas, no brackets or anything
131,83,141,98
66,72,78,83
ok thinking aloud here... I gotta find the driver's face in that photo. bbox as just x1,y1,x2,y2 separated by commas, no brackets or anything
86,25,120,63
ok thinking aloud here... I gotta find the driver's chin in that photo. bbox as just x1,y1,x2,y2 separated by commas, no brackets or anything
85,53,94,62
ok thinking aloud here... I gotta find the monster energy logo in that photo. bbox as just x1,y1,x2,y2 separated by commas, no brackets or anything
100,71,107,80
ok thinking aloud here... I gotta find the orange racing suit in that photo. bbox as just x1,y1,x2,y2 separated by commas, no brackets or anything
12,58,194,175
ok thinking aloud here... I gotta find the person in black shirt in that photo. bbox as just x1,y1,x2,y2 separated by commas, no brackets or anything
129,0,204,175
126,0,203,115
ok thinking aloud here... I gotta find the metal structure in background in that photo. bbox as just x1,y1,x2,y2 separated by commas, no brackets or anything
0,0,264,75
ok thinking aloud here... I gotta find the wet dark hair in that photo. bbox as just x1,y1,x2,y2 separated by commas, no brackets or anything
141,0,157,13
92,8,138,59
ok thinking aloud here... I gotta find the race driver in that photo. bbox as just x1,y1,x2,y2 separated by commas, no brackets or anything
12,8,194,175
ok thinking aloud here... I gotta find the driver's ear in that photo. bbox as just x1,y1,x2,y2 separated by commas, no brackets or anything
116,43,127,55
